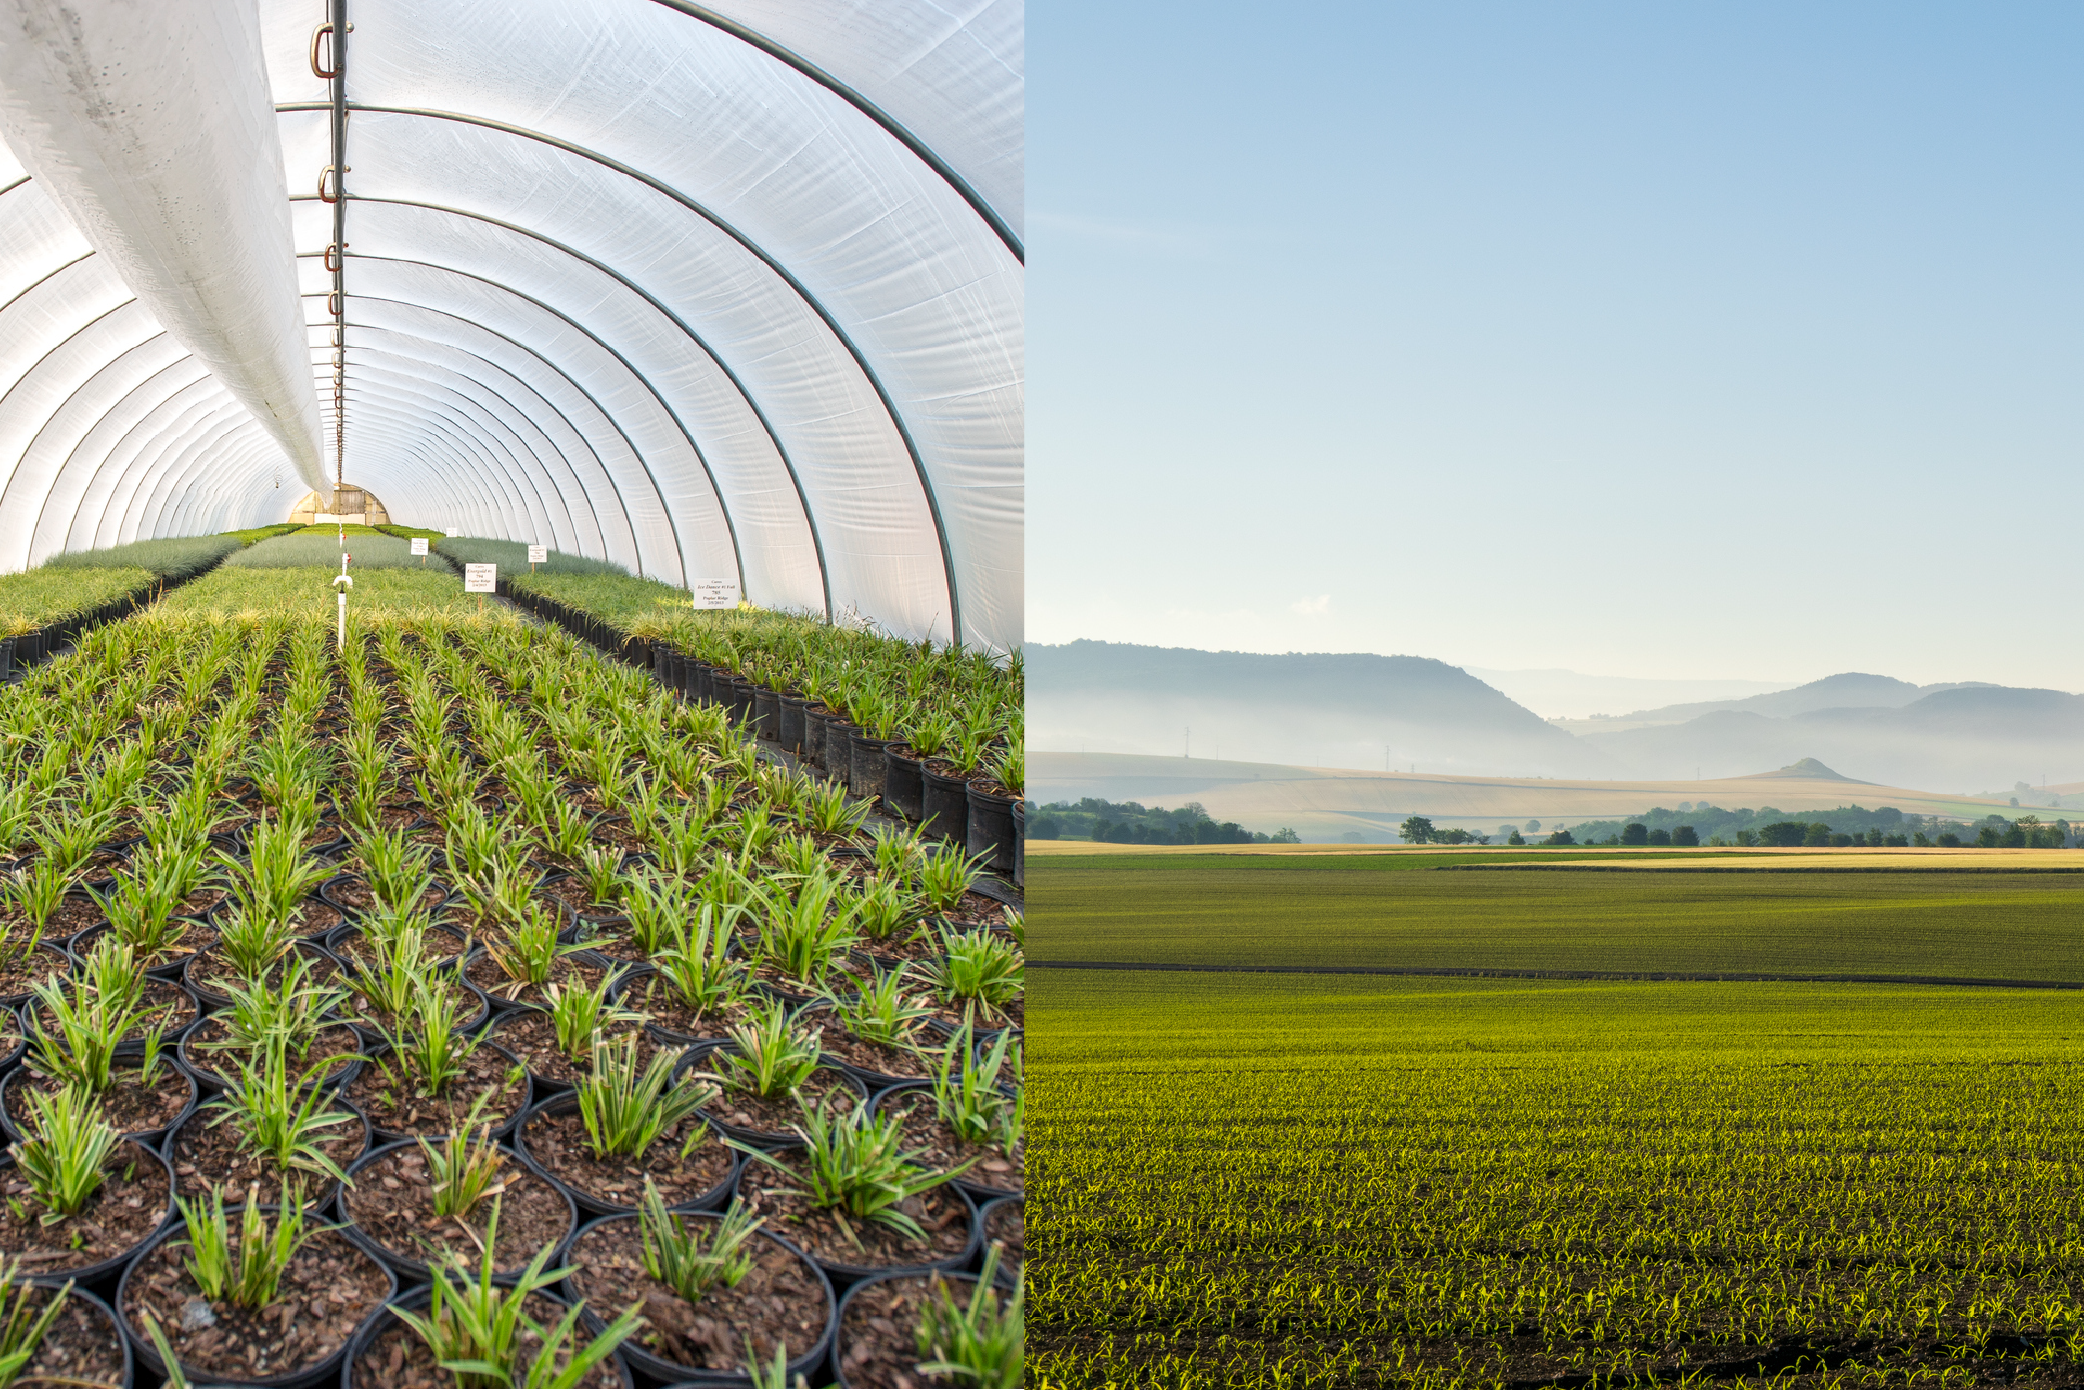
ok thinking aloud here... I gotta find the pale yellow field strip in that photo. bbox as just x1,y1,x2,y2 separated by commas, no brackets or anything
1024,841,2084,868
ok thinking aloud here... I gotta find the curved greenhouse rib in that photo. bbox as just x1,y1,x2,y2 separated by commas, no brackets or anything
640,0,1022,263
0,297,144,525
341,250,744,593
58,372,231,549
49,355,212,553
20,329,178,557
336,193,830,616
327,380,557,544
336,318,617,558
279,100,950,628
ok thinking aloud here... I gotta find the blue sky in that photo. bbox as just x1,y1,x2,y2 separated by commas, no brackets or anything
1028,3,2084,689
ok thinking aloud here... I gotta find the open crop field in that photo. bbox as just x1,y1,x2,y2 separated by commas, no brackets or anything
1031,853,2084,1388
0,564,1024,1387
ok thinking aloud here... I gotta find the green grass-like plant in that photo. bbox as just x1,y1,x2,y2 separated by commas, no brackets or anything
392,1197,643,1389
178,1182,319,1309
828,965,935,1048
544,970,643,1066
575,1036,715,1161
915,1247,1023,1388
13,1086,118,1223
638,1183,759,1302
734,1098,966,1247
0,1262,73,1385
917,928,1023,1027
206,1045,359,1187
481,901,579,989
420,1091,511,1222
932,1026,1023,1156
707,998,823,1100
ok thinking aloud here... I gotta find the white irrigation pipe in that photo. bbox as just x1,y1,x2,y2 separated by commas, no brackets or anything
332,553,353,650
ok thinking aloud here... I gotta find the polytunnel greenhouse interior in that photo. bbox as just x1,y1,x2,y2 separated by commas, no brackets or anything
0,2,1024,1387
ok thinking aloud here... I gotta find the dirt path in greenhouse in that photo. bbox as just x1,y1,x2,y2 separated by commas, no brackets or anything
1028,960,2084,989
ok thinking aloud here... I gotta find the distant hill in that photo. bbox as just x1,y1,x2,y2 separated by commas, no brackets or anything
1615,672,1996,725
1028,640,1611,778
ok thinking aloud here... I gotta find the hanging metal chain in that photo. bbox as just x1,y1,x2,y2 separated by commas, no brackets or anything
313,1,351,494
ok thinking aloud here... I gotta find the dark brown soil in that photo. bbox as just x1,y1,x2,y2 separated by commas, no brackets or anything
70,919,217,974
6,1062,190,1140
484,1008,654,1088
0,946,68,1001
879,1089,1023,1195
836,1275,961,1389
924,994,1023,1035
284,898,343,939
25,894,106,941
178,885,229,915
983,1200,1022,1274
324,875,446,914
181,1017,363,1090
353,1292,627,1389
853,930,944,967
630,986,761,1044
931,887,1020,931
332,924,469,968
535,875,604,915
8,1285,128,1388
809,1018,937,1082
747,955,866,998
463,949,609,1011
339,1143,573,1276
166,1100,366,1208
565,917,651,963
522,1102,735,1211
124,1227,388,1384
0,1141,168,1276
699,1067,859,1141
343,1043,526,1140
565,1215,832,1375
340,972,479,1034
737,1167,972,1274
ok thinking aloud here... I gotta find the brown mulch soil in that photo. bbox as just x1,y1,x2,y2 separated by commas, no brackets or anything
343,1044,527,1140
179,1016,363,1091
853,931,947,968
8,1285,128,1388
565,1215,832,1375
123,1227,388,1384
165,1100,367,1208
0,947,68,1002
983,1199,1022,1273
285,898,343,939
10,894,108,941
463,950,608,1011
879,1089,1022,1195
564,918,652,964
0,1141,168,1277
923,995,1023,1035
534,875,606,916
340,972,479,1034
484,1008,654,1088
178,885,229,915
522,1103,735,1211
808,1018,937,1083
338,1143,573,1277
333,925,470,968
932,888,1020,930
353,1292,626,1389
746,956,866,999
68,921,215,973
697,1067,859,1142
632,988,762,1045
7,1062,190,1139
835,1275,960,1389
737,1168,972,1274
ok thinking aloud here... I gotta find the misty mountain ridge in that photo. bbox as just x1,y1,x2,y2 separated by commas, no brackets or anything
1029,640,2084,795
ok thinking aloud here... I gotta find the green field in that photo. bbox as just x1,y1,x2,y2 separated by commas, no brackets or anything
1032,853,2084,980
1033,856,2084,1387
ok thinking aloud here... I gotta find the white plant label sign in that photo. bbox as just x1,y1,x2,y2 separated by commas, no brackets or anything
445,527,459,538
528,544,547,564
410,537,428,556
463,563,497,594
691,578,739,609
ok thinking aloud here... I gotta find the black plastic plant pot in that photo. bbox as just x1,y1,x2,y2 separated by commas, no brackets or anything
119,1218,399,1390
779,694,809,753
752,686,782,741
826,722,861,791
851,735,898,803
1011,800,1025,890
802,706,835,768
175,1015,365,1098
337,1138,577,1288
350,1039,525,1147
183,939,340,1014
828,1267,994,1390
688,658,713,704
967,786,1019,876
871,1081,1022,1204
735,1159,981,1288
680,1052,868,1150
36,972,203,1056
1,1140,178,1287
0,1004,26,1077
919,766,970,844
342,1284,635,1389
561,1212,837,1387
160,1100,370,1215
0,1056,199,1150
883,747,926,822
512,1091,741,1220
973,1194,1023,1284
19,628,43,666
0,635,12,683
0,1281,134,1388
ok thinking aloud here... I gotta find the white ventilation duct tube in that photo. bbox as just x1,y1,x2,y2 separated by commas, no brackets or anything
0,0,327,502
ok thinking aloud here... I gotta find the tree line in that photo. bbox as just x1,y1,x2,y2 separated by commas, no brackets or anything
1028,798,1301,845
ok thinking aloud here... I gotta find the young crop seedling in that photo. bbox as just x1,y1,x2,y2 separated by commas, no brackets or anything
707,998,823,1101
219,819,330,928
648,911,750,1018
212,904,297,980
15,1080,126,1228
915,1247,1023,1388
801,782,871,841
619,869,694,957
751,871,862,986
0,863,61,970
179,1181,320,1309
917,928,1024,1028
639,1182,760,1302
851,876,926,949
0,1259,73,1383
377,973,485,1100
917,849,989,918
211,958,347,1064
829,965,936,1048
207,1044,359,1187
393,1198,644,1390
576,843,625,909
734,1098,966,1247
352,827,438,913
348,924,440,1025
419,1091,510,1221
29,960,162,1097
576,1036,716,1161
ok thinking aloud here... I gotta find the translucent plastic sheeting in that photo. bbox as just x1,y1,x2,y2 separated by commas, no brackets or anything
0,0,1022,652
